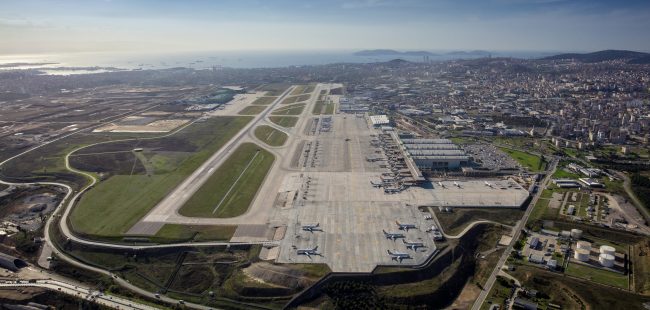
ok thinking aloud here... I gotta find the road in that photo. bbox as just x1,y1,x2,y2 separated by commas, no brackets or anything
471,158,558,310
0,90,303,309
616,171,650,224
0,278,159,310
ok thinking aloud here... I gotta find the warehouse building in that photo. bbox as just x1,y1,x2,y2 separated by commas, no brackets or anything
369,115,390,127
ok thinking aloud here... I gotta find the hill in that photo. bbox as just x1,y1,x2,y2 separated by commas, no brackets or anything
354,49,437,57
542,50,650,64
446,50,491,56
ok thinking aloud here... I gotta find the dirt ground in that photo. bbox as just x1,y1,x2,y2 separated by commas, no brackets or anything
448,281,481,309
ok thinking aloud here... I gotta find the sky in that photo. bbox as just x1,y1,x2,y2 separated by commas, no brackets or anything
1,0,650,55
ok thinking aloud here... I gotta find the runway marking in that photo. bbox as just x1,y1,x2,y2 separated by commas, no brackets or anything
211,150,261,214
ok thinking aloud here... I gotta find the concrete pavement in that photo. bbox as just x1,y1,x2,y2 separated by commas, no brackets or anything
471,158,558,310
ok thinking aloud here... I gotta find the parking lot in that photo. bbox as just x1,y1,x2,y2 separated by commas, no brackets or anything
464,143,519,170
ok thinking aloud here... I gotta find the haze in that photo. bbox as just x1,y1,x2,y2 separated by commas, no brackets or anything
2,0,650,55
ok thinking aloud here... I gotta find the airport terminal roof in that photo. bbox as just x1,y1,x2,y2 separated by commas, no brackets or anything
403,144,459,150
407,149,467,157
400,138,454,144
412,155,470,160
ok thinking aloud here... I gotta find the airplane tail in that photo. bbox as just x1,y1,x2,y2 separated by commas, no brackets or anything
387,250,392,255
402,239,406,244
313,246,318,251
382,229,388,235
315,223,319,227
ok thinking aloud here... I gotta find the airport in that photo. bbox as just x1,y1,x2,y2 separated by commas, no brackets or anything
94,83,531,274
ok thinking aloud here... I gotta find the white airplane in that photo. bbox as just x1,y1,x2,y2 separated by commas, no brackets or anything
301,223,321,232
297,246,319,258
403,239,426,250
387,250,411,262
437,181,445,188
453,181,461,188
396,221,417,231
484,181,492,187
383,229,405,241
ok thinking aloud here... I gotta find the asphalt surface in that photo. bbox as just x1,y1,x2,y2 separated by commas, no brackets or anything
0,279,159,310
128,86,296,234
471,158,558,310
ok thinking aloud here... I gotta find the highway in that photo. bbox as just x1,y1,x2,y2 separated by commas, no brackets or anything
0,278,159,310
0,89,304,309
471,158,558,310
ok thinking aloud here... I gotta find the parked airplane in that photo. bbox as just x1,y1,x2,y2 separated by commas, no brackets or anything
396,221,417,231
453,181,461,188
301,223,321,232
387,250,411,262
484,181,492,187
403,239,426,250
297,246,319,258
383,229,405,241
437,181,445,188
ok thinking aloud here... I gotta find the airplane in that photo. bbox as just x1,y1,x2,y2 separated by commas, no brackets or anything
437,181,445,188
297,246,319,258
484,181,492,187
403,239,426,250
396,221,417,231
370,180,383,188
453,181,461,188
387,250,411,262
301,223,321,232
383,229,405,241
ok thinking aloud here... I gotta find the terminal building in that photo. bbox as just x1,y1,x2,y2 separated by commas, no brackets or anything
399,138,470,171
339,97,369,113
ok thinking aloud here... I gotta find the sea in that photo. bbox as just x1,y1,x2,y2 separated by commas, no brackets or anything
0,50,557,75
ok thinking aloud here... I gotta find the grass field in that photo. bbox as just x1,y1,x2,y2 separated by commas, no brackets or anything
499,147,545,172
565,262,628,289
481,276,513,310
272,103,305,115
69,117,252,238
238,105,267,115
510,265,648,309
290,85,315,96
312,101,334,115
250,96,277,105
1,132,153,190
633,241,650,294
259,83,291,96
433,207,524,235
269,116,298,128
254,125,288,147
178,143,274,218
152,224,237,242
281,94,311,104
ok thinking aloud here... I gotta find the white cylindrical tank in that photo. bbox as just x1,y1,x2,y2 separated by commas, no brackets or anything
570,229,583,239
599,253,615,267
574,249,590,261
576,241,591,251
600,245,616,256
